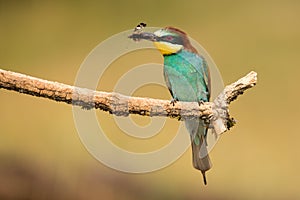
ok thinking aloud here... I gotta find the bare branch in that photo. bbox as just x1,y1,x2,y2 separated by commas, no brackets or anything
211,71,257,133
0,68,257,133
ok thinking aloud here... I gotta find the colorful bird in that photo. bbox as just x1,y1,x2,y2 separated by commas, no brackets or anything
129,27,212,185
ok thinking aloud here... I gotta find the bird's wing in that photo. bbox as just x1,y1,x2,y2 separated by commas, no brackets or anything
200,56,211,101
189,54,211,102
163,67,175,98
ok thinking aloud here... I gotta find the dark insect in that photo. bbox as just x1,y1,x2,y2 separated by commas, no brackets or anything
134,22,147,32
140,22,146,27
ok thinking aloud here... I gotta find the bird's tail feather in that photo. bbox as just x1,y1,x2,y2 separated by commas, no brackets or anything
185,119,212,185
191,134,212,185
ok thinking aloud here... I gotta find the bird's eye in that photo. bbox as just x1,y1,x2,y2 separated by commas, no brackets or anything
165,36,174,41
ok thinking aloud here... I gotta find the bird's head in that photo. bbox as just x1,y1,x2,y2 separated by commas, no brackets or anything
129,27,198,55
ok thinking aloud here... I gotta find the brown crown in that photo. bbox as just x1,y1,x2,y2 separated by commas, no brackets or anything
164,27,198,54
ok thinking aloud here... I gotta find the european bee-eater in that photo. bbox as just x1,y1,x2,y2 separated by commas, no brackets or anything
129,27,212,185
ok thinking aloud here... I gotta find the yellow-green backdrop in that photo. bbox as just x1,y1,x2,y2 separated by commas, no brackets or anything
0,0,299,199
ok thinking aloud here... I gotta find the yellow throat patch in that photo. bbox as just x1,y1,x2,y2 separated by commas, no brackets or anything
153,41,183,55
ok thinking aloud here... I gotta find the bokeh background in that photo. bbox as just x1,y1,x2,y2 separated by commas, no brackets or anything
0,0,299,199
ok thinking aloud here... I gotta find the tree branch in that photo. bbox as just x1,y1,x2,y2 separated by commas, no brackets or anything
0,68,257,134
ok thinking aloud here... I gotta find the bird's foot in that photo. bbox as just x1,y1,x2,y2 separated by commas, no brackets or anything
170,98,178,106
198,100,204,106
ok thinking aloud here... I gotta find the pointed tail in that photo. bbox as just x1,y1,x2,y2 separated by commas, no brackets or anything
191,136,212,185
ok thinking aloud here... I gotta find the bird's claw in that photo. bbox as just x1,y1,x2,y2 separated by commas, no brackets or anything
170,98,178,106
198,100,204,106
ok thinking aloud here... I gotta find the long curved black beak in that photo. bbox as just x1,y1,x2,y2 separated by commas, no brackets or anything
128,32,158,42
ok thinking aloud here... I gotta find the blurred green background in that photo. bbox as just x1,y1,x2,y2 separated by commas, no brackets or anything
0,0,299,199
